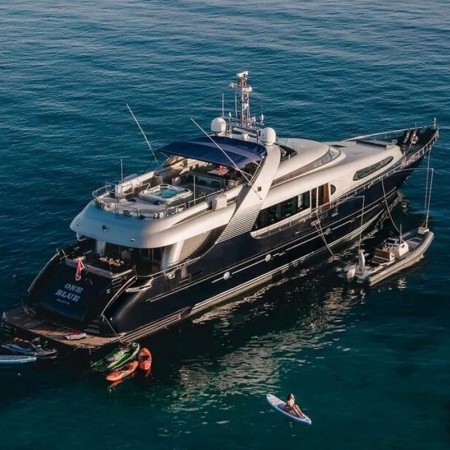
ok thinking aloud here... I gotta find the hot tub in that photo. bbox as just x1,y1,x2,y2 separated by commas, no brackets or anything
139,184,192,205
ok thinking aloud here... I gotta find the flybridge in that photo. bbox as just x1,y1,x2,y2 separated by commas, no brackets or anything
163,136,266,169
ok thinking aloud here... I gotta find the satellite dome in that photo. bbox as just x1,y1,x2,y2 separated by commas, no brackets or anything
211,117,227,135
260,127,276,145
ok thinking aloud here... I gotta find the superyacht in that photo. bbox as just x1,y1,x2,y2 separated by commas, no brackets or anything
2,71,439,351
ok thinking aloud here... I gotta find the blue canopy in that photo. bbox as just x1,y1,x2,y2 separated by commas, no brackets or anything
163,136,266,169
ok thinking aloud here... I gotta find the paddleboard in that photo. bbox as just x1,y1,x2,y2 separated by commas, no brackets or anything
0,354,37,365
266,394,312,425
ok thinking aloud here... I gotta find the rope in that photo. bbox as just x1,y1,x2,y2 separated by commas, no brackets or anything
381,177,400,234
424,168,434,228
424,154,431,211
313,210,336,260
357,196,365,252
423,153,434,228
314,191,368,260
102,315,125,345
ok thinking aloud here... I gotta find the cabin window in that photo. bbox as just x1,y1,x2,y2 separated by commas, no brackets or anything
253,184,332,230
298,192,310,211
136,248,163,273
139,248,162,263
254,193,309,229
311,188,317,209
353,157,394,181
266,205,279,224
280,197,297,218
314,147,340,168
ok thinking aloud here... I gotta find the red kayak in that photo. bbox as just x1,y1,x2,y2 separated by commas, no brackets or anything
138,347,152,372
105,360,139,382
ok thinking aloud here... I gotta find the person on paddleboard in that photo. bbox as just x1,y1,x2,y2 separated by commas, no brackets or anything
284,393,307,419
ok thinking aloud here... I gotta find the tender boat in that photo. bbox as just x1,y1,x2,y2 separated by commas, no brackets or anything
91,342,140,373
1,70,439,351
343,226,434,285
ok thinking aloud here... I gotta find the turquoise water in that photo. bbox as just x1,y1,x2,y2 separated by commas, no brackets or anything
1,1,449,449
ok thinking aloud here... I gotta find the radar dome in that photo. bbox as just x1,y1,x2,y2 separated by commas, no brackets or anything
211,117,227,136
260,127,276,145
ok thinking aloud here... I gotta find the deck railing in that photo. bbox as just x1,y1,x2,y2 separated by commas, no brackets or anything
91,182,225,219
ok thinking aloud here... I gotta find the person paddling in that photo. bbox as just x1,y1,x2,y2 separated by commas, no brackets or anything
284,393,307,419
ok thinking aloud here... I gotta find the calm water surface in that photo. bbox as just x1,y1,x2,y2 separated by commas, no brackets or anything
0,1,449,449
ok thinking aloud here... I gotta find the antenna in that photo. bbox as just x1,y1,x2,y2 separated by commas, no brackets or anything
126,104,158,163
229,71,252,126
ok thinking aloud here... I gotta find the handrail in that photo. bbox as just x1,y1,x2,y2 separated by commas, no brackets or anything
92,183,228,219
92,183,116,199
125,255,204,293
345,122,437,142
27,252,61,294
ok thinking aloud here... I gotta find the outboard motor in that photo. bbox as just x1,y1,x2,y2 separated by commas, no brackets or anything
357,250,366,274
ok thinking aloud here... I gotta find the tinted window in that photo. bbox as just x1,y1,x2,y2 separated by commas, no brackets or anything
353,157,393,181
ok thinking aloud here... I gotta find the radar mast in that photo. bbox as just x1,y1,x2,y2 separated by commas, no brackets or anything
230,71,253,127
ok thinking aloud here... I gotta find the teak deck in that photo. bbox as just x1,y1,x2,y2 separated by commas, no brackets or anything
2,308,121,352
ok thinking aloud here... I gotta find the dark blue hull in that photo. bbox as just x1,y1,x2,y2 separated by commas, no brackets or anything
103,167,406,336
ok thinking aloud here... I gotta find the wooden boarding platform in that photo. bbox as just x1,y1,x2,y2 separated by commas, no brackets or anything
2,307,121,353
2,305,194,356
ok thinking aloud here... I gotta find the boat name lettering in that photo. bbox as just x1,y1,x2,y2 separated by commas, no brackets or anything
64,283,84,294
55,284,84,302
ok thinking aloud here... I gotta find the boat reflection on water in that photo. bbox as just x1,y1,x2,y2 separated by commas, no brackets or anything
158,241,430,408
159,269,367,404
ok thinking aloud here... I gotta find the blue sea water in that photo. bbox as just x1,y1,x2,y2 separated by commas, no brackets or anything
0,1,449,448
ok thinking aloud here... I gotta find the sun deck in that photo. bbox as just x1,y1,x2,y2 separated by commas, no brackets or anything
90,135,265,220
92,165,245,219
